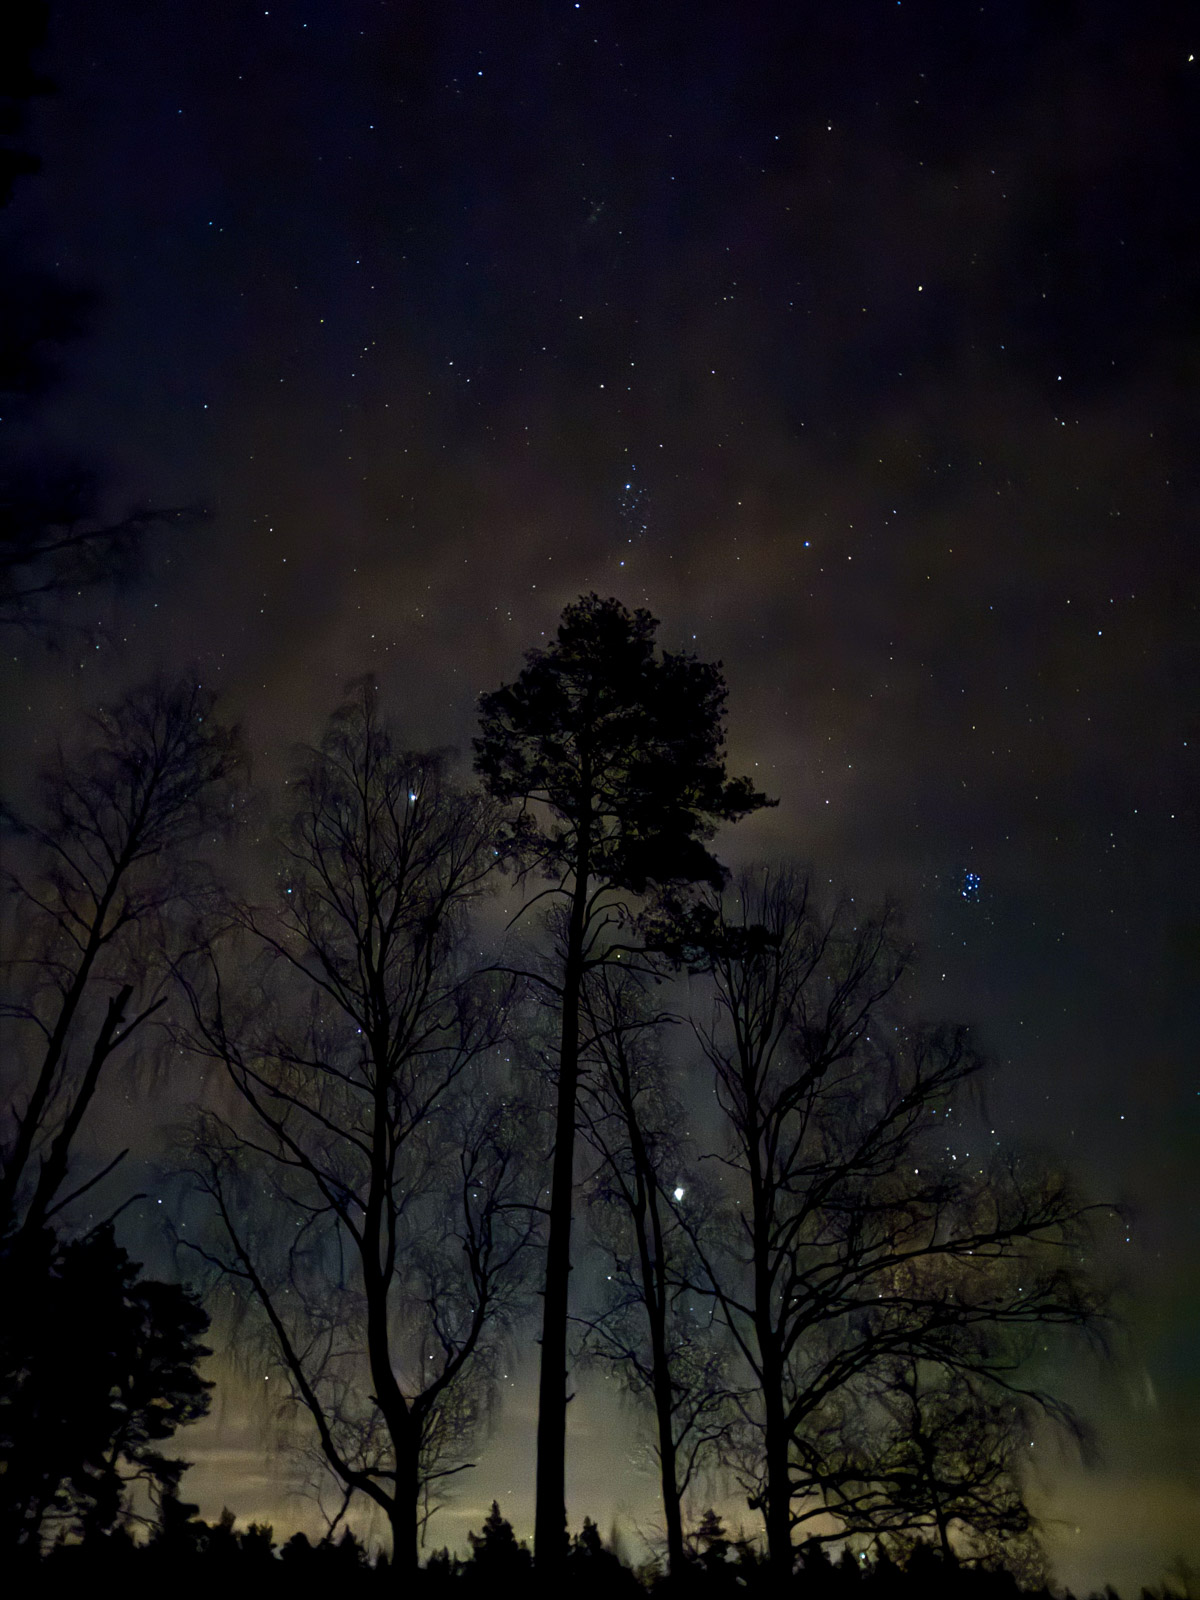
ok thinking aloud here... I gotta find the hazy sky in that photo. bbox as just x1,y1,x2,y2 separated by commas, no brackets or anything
3,2,1197,1591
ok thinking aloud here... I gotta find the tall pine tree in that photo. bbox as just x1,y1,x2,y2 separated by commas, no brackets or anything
475,594,772,1568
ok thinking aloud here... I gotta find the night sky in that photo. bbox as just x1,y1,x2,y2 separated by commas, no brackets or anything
3,1,1198,1591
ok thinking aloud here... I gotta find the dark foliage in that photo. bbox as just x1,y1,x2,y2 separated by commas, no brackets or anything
0,1223,212,1550
475,592,771,899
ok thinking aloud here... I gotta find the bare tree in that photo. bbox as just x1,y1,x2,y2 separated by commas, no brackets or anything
0,675,244,1243
176,680,536,1573
817,1356,1049,1579
680,868,1103,1580
576,966,735,1578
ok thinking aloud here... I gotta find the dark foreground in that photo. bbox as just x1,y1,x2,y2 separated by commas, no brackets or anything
10,1512,1170,1600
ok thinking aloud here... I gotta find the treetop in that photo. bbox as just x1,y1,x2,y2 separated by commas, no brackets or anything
474,594,774,895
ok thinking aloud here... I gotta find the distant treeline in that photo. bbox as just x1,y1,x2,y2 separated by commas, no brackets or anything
22,1504,1159,1600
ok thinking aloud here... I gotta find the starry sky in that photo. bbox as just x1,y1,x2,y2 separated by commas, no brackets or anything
2,1,1198,1591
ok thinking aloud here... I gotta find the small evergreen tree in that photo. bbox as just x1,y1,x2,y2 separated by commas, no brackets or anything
467,1500,532,1575
0,1225,212,1548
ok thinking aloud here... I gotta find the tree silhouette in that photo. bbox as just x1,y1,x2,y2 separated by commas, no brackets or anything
679,869,1103,1578
475,593,772,1570
179,680,536,1573
578,966,734,1577
0,6,197,642
0,462,199,640
816,1350,1055,1581
0,1222,211,1549
466,1499,532,1577
0,675,244,1245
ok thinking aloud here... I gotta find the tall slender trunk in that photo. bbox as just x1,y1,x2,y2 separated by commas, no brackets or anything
534,827,591,1570
762,1366,793,1584
653,1356,685,1577
362,1031,420,1578
744,1047,791,1588
633,1131,685,1577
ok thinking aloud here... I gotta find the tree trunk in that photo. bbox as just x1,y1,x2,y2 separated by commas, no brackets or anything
0,922,108,1231
762,1380,793,1587
389,1442,420,1577
744,1064,790,1585
20,986,133,1239
534,833,590,1570
640,1157,685,1577
655,1378,685,1577
921,1437,957,1568
363,1045,420,1578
